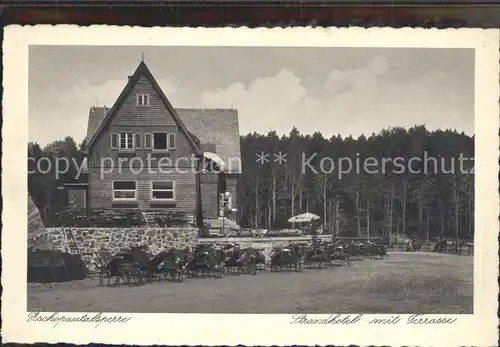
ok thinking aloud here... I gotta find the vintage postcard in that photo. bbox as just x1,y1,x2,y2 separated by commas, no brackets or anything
2,25,499,345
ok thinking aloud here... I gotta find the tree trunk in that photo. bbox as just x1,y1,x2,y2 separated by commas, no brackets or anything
467,182,473,238
254,178,259,228
426,211,430,245
323,177,327,231
454,181,459,252
335,200,340,238
356,190,360,236
464,199,468,240
249,208,253,229
272,174,276,229
439,193,444,239
299,189,303,213
389,186,393,241
402,179,407,238
327,199,332,237
418,184,423,237
387,186,393,241
330,200,334,236
267,200,272,230
366,199,370,241
396,212,400,243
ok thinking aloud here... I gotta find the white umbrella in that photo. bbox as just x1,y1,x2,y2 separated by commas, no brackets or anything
202,152,226,172
288,212,320,223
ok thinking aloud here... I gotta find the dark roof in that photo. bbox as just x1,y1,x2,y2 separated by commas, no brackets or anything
84,107,242,174
83,61,201,155
176,108,241,174
85,106,108,145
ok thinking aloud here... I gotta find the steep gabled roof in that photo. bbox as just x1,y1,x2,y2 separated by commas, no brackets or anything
85,106,108,145
176,108,241,174
83,61,202,155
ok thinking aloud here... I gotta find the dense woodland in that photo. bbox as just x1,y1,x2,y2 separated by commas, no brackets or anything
28,137,86,216
237,125,474,242
28,125,474,242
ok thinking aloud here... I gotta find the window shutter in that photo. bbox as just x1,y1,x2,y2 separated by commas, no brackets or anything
144,133,152,149
168,133,176,149
110,133,118,149
135,133,142,149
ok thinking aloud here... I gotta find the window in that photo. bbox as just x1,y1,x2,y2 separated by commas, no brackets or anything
151,181,175,201
153,133,167,150
137,94,150,106
113,181,137,200
119,132,134,150
111,132,137,150
152,132,176,151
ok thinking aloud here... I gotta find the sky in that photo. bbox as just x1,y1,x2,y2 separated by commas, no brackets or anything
29,46,474,147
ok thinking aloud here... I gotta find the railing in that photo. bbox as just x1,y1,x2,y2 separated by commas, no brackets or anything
201,235,333,244
391,242,474,256
44,209,191,228
202,237,474,256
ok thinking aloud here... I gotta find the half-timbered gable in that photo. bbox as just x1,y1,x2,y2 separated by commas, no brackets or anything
70,60,241,226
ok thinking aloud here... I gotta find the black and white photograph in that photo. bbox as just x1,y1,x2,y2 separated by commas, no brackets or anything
3,26,499,346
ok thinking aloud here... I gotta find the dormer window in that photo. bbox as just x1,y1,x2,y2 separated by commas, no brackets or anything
136,94,150,106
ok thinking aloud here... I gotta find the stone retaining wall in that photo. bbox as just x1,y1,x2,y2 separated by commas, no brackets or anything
35,230,328,264
42,227,199,256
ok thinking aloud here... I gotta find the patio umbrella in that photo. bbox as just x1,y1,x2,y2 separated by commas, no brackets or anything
288,212,320,223
202,152,226,172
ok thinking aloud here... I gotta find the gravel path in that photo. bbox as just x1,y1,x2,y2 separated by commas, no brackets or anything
27,252,473,314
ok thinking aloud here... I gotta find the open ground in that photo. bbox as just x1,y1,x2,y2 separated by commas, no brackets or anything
27,252,473,314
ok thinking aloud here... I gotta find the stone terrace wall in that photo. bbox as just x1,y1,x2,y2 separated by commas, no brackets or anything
43,227,199,256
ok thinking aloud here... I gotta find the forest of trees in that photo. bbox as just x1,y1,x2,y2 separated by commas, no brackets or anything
28,125,474,242
237,125,474,242
28,136,86,218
